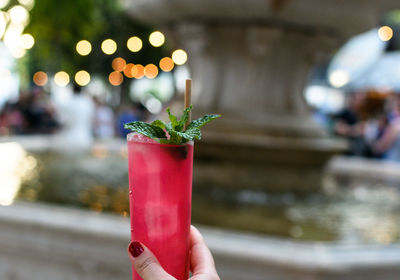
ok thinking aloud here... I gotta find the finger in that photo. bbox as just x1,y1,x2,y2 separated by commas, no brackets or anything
190,226,218,276
127,241,175,280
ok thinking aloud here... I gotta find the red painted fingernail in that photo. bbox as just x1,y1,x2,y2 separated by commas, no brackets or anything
129,241,144,257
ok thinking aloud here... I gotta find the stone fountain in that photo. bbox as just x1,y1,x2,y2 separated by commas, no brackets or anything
125,0,399,192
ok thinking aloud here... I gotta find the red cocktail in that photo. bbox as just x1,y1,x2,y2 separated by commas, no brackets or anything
127,133,193,280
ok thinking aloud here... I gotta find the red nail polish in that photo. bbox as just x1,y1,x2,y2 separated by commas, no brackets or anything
129,241,144,257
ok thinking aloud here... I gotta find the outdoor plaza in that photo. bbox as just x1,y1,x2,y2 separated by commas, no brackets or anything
1,0,400,279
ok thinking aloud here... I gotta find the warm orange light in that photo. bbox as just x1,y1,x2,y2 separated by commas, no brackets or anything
112,57,126,72
144,64,158,79
124,63,135,78
109,71,123,86
33,71,48,86
159,57,174,72
378,26,393,41
132,64,144,79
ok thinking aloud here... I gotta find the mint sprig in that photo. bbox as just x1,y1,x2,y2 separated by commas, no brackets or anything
124,105,221,144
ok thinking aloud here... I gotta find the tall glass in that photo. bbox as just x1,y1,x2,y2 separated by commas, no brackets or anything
127,133,194,280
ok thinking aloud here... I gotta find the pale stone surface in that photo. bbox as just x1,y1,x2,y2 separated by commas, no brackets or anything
1,202,400,280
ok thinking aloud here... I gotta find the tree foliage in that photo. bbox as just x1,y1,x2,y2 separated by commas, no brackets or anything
24,0,166,83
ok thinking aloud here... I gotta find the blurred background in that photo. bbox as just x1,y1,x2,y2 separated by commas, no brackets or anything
1,0,400,279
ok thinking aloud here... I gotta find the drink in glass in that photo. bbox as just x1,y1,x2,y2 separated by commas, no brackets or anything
127,133,194,280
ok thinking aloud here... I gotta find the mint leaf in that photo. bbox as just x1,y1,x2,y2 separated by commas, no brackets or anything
124,121,167,139
179,105,192,131
178,127,201,141
124,106,220,144
187,114,221,130
166,105,192,132
151,120,166,130
165,123,183,144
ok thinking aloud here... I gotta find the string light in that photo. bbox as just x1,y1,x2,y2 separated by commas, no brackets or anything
144,64,158,79
9,5,29,24
132,64,144,79
75,70,90,86
109,71,123,86
159,57,174,72
149,31,165,47
112,57,126,72
378,26,393,41
76,40,92,56
33,71,48,86
329,70,349,88
127,36,142,52
172,49,188,65
20,33,34,49
124,63,135,78
54,71,70,87
101,39,117,55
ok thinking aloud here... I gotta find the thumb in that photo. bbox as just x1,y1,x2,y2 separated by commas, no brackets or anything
127,241,175,280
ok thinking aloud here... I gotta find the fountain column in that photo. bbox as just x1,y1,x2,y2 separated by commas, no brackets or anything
126,0,399,192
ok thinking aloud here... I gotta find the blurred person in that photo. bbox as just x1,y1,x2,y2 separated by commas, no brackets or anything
332,92,367,156
372,95,400,161
93,97,114,139
0,102,25,135
54,83,95,150
20,88,59,134
117,103,141,138
127,226,220,280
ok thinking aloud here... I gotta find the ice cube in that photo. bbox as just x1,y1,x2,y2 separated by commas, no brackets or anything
127,132,158,143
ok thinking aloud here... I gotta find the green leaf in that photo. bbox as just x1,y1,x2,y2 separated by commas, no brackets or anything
178,105,192,131
187,114,221,130
166,108,178,130
151,120,166,130
124,121,167,139
178,127,202,141
165,123,183,144
124,106,220,144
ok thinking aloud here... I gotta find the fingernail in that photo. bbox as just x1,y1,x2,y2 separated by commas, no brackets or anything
129,241,144,258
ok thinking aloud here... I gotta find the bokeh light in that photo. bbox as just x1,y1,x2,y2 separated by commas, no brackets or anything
10,47,25,58
54,71,70,87
33,71,48,86
76,40,92,56
9,5,29,24
75,70,91,86
124,63,135,78
127,36,142,52
0,12,7,38
112,57,126,72
0,0,9,9
101,39,117,55
18,0,34,10
144,64,158,79
4,23,24,48
132,64,144,79
378,26,393,41
172,49,188,65
149,31,165,47
159,57,174,72
20,33,34,49
329,70,350,88
109,71,123,86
